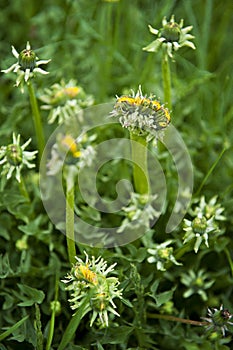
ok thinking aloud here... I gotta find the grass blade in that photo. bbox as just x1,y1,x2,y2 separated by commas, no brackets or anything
0,315,29,341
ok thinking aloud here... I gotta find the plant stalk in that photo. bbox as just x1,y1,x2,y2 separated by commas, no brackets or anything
18,176,30,201
148,313,208,327
27,81,45,161
46,276,59,350
66,177,76,265
130,132,149,194
162,51,172,110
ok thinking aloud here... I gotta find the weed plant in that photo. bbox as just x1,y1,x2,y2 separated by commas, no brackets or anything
0,1,233,349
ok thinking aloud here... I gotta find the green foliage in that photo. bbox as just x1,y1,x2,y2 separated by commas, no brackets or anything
0,0,233,349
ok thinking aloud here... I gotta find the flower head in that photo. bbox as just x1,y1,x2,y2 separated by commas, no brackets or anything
0,133,38,183
181,269,215,301
1,42,51,91
147,240,182,271
117,192,160,233
39,79,94,124
47,133,96,176
62,252,122,327
110,86,170,140
183,196,225,253
183,215,216,253
202,305,233,336
143,15,195,58
192,196,226,221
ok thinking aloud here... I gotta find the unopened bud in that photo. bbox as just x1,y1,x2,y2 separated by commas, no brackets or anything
19,48,36,71
192,217,207,234
6,144,22,166
160,22,181,42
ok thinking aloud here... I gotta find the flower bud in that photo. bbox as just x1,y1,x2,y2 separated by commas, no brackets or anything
6,144,22,166
50,300,61,315
18,48,36,71
194,277,204,287
212,308,232,328
192,216,207,234
160,22,181,42
91,291,109,312
158,247,172,260
15,236,28,250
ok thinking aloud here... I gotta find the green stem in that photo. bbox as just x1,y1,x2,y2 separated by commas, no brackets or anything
58,296,90,350
130,132,149,194
66,178,76,265
165,240,194,270
27,81,45,161
195,146,226,197
174,240,194,261
46,276,59,350
148,313,208,327
224,248,233,278
18,176,30,201
162,51,172,110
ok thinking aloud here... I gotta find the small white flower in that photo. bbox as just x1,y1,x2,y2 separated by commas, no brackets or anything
47,133,96,176
181,269,215,301
0,133,38,183
147,240,182,271
1,42,51,92
117,192,160,233
183,214,216,253
143,15,196,58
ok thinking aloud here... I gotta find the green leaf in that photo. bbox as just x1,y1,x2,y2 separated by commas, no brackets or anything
58,297,90,350
0,315,29,341
121,297,133,308
96,342,105,350
0,213,12,240
151,279,160,294
0,254,14,278
17,284,45,306
2,293,14,310
98,326,133,345
1,190,32,222
155,287,176,307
